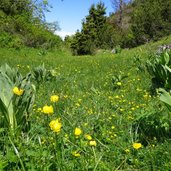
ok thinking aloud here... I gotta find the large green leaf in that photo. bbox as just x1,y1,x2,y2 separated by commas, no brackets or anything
0,72,15,129
164,52,170,65
158,88,171,111
0,64,35,134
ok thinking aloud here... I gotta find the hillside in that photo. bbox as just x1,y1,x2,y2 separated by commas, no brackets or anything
0,0,62,49
0,35,171,170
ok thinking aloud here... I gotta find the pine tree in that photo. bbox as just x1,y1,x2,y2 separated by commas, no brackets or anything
70,2,107,55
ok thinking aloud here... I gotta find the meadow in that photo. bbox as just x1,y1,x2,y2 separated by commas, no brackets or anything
0,35,171,170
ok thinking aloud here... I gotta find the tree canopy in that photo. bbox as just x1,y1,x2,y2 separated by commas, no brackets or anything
0,0,62,49
67,0,171,55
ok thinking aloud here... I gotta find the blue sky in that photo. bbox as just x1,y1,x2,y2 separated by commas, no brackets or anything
45,0,114,39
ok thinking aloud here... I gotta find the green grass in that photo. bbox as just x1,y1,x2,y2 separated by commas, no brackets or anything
0,35,171,170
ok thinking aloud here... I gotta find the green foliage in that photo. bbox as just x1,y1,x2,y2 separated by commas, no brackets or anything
112,73,127,89
0,0,32,16
32,63,56,84
0,19,171,171
115,45,122,53
70,2,108,55
0,64,35,135
131,0,171,45
146,51,171,89
70,31,93,55
0,0,62,49
159,88,171,111
133,103,171,143
69,0,171,54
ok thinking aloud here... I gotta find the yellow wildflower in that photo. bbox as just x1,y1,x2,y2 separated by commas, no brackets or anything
115,95,120,99
119,108,124,112
84,122,88,126
75,103,80,107
84,134,92,140
89,140,97,147
116,82,122,86
111,126,115,129
113,134,117,137
143,94,148,99
131,107,135,111
50,95,59,102
49,119,62,133
13,87,24,96
72,151,81,157
133,142,142,150
74,127,82,136
42,105,54,115
125,149,130,153
37,108,42,112
78,99,82,102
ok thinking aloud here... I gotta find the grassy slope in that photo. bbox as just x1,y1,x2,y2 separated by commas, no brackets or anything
0,35,171,170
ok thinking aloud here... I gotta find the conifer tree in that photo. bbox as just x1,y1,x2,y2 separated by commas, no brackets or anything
71,2,107,55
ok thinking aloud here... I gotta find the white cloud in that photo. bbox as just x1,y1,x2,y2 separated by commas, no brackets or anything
55,31,75,40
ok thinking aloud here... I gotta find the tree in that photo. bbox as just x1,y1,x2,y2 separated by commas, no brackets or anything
111,0,127,27
0,0,62,49
0,0,32,16
131,0,171,45
70,2,107,55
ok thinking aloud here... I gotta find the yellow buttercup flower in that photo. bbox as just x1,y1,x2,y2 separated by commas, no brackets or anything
42,105,54,115
13,87,24,96
89,140,97,147
49,119,62,133
72,151,81,157
84,134,92,140
133,143,142,150
74,127,82,136
50,95,59,102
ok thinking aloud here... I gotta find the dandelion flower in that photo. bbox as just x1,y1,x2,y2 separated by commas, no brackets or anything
133,143,142,150
89,140,97,147
50,95,59,102
13,87,24,96
49,119,62,133
74,127,82,136
42,105,54,115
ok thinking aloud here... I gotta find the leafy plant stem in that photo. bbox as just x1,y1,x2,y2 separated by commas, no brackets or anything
8,136,26,171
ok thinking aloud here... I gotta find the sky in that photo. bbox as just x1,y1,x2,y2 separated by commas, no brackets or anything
45,0,114,39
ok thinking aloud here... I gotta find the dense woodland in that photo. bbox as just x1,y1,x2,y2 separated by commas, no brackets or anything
0,0,171,54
